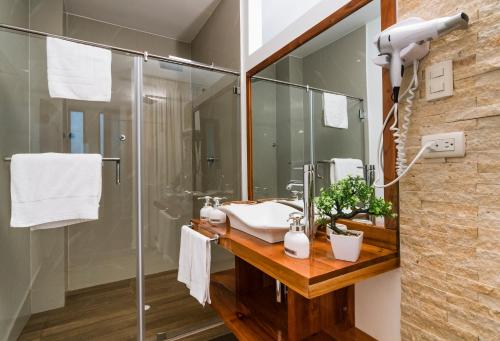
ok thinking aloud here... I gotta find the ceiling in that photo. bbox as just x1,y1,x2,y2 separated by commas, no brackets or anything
64,0,221,42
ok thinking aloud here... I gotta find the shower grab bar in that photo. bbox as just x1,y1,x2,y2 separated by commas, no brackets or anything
3,156,121,184
187,223,220,243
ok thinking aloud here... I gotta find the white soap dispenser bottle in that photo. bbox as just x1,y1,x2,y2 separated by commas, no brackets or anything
209,197,227,225
198,196,213,221
284,212,310,259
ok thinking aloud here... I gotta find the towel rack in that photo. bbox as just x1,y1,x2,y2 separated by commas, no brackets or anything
188,223,219,243
316,162,375,185
3,156,121,184
317,160,364,167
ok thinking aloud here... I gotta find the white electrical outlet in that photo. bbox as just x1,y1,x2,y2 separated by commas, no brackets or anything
422,131,465,158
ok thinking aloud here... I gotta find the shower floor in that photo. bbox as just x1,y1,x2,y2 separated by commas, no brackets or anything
18,270,232,341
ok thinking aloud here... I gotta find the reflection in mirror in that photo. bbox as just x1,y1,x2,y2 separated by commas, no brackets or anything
251,0,384,224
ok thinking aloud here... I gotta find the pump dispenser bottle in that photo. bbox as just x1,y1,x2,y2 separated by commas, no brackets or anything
284,212,310,259
209,197,227,225
198,196,213,221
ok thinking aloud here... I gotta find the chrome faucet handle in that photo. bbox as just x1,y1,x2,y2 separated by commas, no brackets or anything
290,190,303,200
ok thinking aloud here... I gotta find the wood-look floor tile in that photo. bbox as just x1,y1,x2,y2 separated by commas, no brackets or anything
18,270,230,340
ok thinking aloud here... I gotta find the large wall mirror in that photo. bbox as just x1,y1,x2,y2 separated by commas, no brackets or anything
247,0,398,232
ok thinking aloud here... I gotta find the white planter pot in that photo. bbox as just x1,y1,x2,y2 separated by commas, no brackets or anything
326,223,348,241
329,229,364,262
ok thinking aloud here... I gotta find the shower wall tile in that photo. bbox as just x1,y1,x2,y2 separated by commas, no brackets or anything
191,0,240,69
28,0,66,315
0,2,31,340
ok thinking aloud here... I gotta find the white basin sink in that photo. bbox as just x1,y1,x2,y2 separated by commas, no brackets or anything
277,199,303,210
218,202,299,243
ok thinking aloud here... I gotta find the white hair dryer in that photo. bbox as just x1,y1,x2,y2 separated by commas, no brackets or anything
373,12,469,102
372,12,469,187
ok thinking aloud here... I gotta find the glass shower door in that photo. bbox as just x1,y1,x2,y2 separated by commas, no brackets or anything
141,58,239,340
0,26,139,340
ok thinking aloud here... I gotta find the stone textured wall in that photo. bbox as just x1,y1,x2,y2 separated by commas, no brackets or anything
398,0,500,340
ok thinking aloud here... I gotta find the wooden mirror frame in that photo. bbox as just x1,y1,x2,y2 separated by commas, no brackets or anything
245,0,398,230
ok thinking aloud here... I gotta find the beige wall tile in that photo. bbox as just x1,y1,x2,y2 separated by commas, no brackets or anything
399,4,500,339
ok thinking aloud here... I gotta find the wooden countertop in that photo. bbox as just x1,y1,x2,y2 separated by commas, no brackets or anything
192,219,399,299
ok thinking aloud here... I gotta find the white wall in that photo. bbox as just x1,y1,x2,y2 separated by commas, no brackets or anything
260,0,323,48
245,0,350,71
248,0,323,55
356,269,401,341
365,16,384,200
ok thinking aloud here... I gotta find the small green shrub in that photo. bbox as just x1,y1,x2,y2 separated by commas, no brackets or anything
315,176,396,235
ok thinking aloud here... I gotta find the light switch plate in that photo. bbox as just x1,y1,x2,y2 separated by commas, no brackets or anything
422,131,465,158
425,60,453,101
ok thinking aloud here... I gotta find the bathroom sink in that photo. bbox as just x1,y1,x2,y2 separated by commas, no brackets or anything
277,199,303,210
218,202,299,243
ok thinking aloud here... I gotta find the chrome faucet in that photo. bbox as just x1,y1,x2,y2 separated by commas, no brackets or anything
286,181,303,200
285,180,303,191
303,164,315,241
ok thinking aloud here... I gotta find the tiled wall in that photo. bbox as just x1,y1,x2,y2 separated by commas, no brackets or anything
398,0,500,339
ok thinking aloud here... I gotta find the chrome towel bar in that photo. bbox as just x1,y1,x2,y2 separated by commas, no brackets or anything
3,156,121,184
187,223,219,243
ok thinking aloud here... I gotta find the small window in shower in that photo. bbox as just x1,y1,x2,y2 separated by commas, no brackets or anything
99,112,105,155
70,111,84,153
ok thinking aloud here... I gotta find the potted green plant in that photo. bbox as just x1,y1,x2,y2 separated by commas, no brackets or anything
315,176,395,262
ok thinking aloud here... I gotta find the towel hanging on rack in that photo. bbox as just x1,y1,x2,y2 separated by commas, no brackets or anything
9,153,102,230
46,37,112,102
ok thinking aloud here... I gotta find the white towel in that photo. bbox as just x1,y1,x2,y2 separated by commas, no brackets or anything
177,225,193,286
330,158,364,184
10,153,102,230
47,37,112,102
177,225,212,306
323,93,348,129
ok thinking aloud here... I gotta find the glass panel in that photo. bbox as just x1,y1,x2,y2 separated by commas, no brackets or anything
0,27,31,341
0,27,138,340
142,59,239,339
251,78,310,199
252,1,382,198
311,90,365,192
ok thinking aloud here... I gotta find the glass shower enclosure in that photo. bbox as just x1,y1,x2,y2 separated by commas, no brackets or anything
250,76,365,200
0,24,239,341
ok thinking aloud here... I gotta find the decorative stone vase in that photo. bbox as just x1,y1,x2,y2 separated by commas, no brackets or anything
329,229,364,262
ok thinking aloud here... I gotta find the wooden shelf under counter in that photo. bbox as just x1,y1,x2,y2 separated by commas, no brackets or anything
192,219,399,340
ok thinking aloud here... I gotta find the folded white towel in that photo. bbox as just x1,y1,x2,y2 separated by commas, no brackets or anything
177,225,212,306
189,229,211,306
47,37,112,102
323,93,348,129
177,225,193,287
10,153,102,230
330,158,364,184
